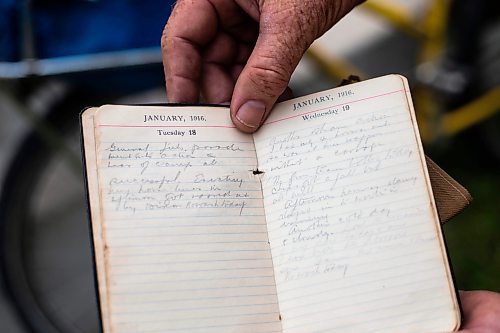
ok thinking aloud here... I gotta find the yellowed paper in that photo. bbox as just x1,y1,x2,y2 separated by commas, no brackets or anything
91,105,282,333
253,75,460,332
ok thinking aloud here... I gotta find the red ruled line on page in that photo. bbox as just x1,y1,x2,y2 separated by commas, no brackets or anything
97,124,237,128
263,89,406,126
96,89,407,128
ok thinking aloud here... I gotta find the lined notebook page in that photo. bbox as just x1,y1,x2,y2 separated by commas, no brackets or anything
253,75,459,332
92,105,282,333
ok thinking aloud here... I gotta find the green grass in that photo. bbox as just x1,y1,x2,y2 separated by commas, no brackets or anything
428,127,500,292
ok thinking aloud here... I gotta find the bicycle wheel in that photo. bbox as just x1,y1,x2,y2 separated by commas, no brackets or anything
0,81,110,333
0,76,168,332
0,59,166,332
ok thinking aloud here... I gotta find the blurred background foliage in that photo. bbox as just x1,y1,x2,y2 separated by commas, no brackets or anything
437,132,500,292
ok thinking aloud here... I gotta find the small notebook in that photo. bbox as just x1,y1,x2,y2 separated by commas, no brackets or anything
81,75,461,332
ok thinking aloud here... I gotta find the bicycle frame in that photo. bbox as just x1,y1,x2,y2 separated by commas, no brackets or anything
306,0,500,144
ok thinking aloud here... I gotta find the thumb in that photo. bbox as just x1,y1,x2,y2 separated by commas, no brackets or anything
230,0,363,133
230,18,307,133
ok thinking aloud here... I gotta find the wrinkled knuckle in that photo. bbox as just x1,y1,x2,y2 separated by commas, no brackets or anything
161,30,181,55
247,64,289,97
161,24,170,51
161,0,184,49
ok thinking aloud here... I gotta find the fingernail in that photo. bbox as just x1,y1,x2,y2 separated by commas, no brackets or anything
235,100,266,128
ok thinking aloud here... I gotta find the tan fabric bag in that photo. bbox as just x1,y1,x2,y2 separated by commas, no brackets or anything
426,156,472,224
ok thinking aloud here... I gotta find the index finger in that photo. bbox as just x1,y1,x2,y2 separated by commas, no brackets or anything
161,0,218,102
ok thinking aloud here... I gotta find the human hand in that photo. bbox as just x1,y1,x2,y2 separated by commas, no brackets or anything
459,290,500,332
162,0,363,133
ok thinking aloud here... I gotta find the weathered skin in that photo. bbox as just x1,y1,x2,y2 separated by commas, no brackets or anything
459,291,500,333
161,0,362,132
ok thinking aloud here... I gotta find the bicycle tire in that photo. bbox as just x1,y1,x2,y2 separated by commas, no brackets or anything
0,81,114,333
